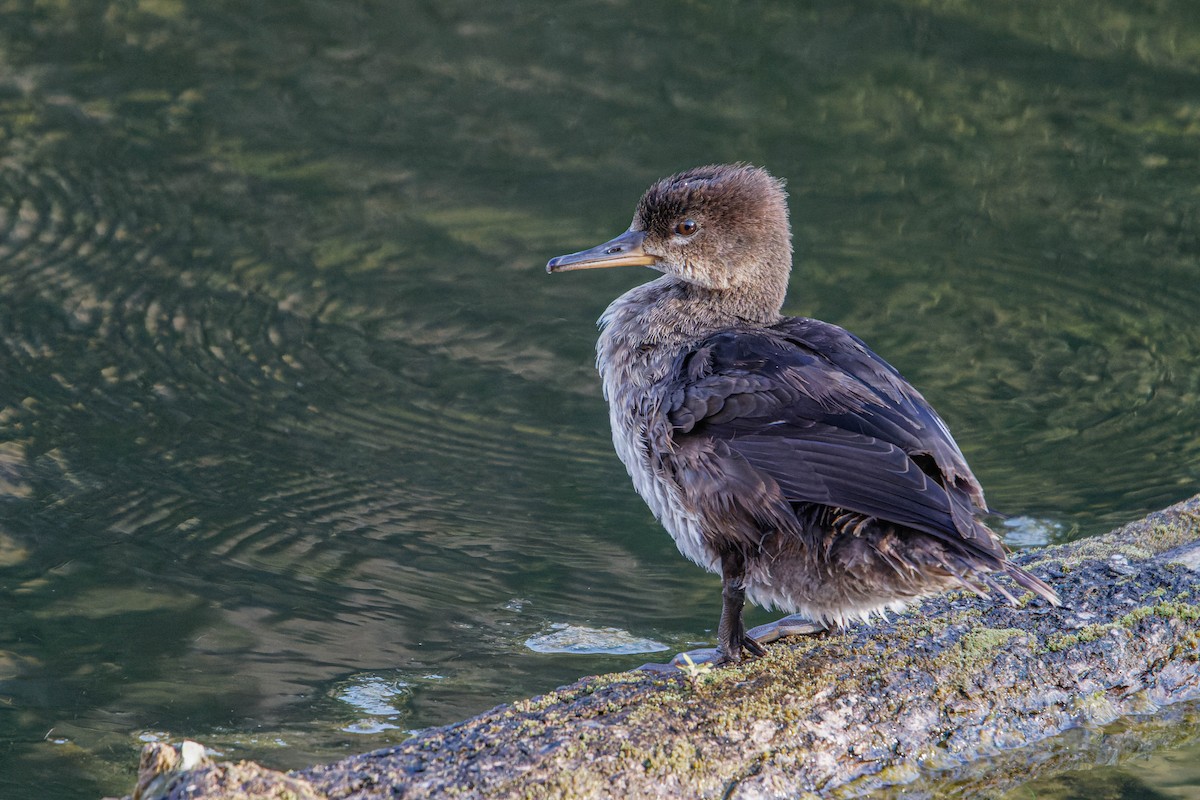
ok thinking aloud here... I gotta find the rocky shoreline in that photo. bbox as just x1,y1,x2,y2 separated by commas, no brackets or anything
120,494,1200,800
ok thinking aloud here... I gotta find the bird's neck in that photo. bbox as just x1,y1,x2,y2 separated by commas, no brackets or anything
596,275,783,390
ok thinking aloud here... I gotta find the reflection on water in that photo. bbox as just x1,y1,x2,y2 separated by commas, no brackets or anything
866,702,1200,799
0,1,1198,798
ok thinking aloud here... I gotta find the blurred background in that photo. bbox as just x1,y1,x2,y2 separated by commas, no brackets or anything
0,1,1198,797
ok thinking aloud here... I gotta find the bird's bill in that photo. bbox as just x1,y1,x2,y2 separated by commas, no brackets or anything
546,229,657,273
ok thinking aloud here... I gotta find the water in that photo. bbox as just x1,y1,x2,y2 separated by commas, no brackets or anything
1,1,1198,797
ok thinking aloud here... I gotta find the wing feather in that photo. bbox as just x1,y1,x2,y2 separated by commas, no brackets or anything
660,317,1002,560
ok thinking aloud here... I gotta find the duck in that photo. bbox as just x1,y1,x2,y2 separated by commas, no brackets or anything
546,164,1059,666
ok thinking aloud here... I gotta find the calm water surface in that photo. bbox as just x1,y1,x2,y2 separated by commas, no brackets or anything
1,1,1199,797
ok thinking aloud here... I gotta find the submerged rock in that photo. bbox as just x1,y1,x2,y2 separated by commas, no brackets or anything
525,623,669,655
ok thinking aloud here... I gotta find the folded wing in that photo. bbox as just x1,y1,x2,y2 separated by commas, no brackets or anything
662,317,1002,563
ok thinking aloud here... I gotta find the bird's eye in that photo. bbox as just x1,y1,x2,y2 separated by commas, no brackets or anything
674,219,699,237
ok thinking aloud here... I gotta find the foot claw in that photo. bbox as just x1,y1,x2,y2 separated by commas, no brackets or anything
743,636,768,658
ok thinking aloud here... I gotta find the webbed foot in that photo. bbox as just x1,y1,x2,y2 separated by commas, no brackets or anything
745,613,825,644
635,615,823,673
636,647,722,674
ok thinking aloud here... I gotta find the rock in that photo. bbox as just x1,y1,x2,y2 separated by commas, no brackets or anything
120,495,1200,799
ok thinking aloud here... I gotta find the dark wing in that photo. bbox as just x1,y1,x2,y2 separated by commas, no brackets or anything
662,317,1000,560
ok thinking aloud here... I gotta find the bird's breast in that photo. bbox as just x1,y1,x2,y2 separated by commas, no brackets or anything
596,302,719,574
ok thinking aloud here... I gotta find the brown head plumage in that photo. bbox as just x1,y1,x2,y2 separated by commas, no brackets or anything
548,164,793,321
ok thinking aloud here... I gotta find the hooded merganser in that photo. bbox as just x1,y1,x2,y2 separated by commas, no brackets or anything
547,164,1058,665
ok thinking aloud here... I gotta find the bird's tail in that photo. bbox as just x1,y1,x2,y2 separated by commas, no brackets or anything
1002,562,1061,607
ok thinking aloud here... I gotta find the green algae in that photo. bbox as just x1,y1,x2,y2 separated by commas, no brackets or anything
1045,597,1200,653
954,628,1026,665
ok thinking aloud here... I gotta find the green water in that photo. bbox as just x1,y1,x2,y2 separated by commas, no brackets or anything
1,1,1198,797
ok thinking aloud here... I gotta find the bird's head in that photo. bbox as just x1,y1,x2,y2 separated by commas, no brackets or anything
547,164,793,315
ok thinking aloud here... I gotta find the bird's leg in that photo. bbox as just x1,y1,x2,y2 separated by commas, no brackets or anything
716,580,758,663
716,551,827,662
637,551,822,673
716,549,764,664
633,550,760,673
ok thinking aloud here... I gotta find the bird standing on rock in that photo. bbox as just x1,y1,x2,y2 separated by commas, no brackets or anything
546,164,1059,667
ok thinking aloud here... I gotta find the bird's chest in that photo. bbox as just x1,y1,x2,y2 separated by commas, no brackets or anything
598,343,670,489
597,338,718,572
